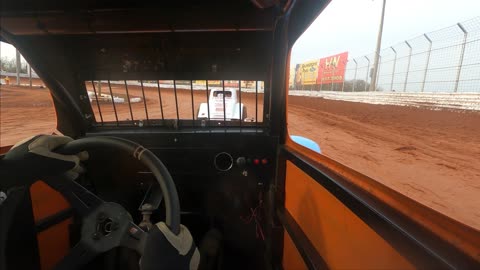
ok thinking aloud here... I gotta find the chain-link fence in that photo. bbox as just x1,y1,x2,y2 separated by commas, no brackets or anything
340,17,480,93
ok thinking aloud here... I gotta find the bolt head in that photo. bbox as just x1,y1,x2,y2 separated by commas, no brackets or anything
92,232,100,240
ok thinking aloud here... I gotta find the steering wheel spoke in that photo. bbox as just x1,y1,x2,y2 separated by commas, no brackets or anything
53,240,98,270
44,172,104,217
53,214,147,270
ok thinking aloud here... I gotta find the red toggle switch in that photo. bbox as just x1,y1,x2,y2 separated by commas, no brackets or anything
261,158,268,165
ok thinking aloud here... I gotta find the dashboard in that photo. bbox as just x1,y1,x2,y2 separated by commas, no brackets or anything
82,131,278,269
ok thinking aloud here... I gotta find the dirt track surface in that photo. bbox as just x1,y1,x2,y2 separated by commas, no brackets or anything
1,84,479,230
0,84,57,145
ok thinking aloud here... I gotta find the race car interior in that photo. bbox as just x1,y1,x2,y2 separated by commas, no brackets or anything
2,0,479,270
0,1,313,269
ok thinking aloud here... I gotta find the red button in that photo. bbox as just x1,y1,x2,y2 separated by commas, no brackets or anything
253,159,260,165
261,158,268,165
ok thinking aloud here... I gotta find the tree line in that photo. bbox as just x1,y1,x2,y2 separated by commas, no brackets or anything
0,56,28,73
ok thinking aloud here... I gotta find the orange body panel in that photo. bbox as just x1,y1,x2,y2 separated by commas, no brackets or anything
283,135,480,264
283,161,414,269
30,181,72,270
283,228,308,270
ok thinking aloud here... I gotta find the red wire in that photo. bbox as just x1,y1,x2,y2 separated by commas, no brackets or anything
240,195,265,240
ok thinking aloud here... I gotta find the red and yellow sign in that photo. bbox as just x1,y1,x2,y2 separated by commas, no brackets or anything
317,52,349,84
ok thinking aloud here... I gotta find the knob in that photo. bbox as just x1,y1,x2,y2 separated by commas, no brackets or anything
236,157,246,168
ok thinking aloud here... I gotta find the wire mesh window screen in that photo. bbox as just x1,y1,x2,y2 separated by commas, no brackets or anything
85,80,265,128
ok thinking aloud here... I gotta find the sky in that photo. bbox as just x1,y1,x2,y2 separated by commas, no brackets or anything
0,43,17,60
290,0,480,65
1,42,24,64
1,0,480,66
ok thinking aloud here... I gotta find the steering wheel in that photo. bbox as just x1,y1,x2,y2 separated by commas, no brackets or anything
41,136,180,270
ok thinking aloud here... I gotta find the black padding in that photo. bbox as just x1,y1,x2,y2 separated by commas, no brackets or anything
5,188,41,270
140,226,197,270
0,188,24,270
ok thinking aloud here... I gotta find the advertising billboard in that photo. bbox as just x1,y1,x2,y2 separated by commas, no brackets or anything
301,59,319,85
317,52,349,84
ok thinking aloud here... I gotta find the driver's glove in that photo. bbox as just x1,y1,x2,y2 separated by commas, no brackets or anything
0,134,88,192
140,222,200,270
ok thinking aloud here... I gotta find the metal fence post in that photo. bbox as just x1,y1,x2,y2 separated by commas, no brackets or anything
390,47,397,91
15,49,21,85
330,73,333,91
97,81,102,95
376,55,382,91
403,41,412,92
331,66,335,91
352,59,358,92
301,69,305,90
454,23,468,92
341,60,347,92
320,68,324,91
365,56,370,91
421,34,432,92
28,64,32,88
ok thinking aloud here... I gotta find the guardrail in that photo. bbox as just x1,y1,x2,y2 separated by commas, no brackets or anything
289,90,480,111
